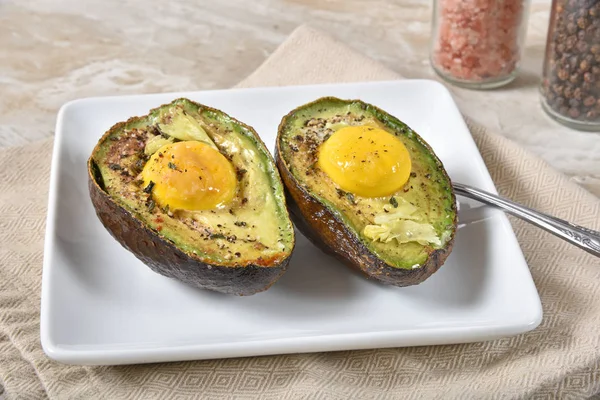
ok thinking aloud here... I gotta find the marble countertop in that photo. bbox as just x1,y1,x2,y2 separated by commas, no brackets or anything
1,0,598,195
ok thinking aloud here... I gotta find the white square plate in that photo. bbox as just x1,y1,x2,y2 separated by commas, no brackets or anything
41,80,542,365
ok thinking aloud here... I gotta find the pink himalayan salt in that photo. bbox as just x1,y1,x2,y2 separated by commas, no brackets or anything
432,0,525,82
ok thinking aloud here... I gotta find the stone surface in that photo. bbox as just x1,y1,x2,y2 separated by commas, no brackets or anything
0,0,598,197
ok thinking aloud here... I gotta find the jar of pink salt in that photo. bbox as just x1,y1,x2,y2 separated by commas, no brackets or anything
430,0,531,89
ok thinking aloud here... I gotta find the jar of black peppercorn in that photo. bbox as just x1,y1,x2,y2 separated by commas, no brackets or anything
540,0,600,131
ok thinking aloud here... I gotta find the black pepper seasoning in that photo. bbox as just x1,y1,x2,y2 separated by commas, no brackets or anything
541,0,600,130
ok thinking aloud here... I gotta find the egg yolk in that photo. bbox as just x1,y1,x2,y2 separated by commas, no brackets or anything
141,141,236,211
317,126,411,198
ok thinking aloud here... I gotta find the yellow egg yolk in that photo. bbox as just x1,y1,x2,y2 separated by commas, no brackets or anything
141,141,236,211
317,126,411,198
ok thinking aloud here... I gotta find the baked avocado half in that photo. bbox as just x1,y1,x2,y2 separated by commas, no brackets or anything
88,98,295,295
275,97,456,286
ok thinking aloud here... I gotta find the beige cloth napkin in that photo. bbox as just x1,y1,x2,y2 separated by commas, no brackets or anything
1,25,599,399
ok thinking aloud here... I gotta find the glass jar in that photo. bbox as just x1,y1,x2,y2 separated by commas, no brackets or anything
540,0,600,131
430,0,530,89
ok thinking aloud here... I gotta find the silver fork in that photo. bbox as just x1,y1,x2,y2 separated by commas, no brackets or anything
454,182,600,258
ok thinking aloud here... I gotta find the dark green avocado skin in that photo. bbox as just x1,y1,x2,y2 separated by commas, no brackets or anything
275,97,457,287
89,161,289,296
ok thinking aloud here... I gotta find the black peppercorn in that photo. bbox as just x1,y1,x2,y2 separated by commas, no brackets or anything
558,105,570,115
552,84,565,95
542,0,600,123
569,55,579,68
583,95,596,106
568,107,581,118
577,17,589,29
558,68,569,81
585,25,596,38
577,41,589,53
564,86,574,98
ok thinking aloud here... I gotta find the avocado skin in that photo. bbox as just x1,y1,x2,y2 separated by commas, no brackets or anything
88,100,294,296
275,97,457,287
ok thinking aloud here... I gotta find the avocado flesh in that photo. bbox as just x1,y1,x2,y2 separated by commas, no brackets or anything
89,99,295,294
278,98,456,271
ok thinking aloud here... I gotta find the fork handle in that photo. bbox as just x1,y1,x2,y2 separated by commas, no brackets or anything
453,182,600,258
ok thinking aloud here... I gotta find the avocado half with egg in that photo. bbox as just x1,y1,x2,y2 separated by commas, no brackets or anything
88,98,295,295
275,97,457,286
